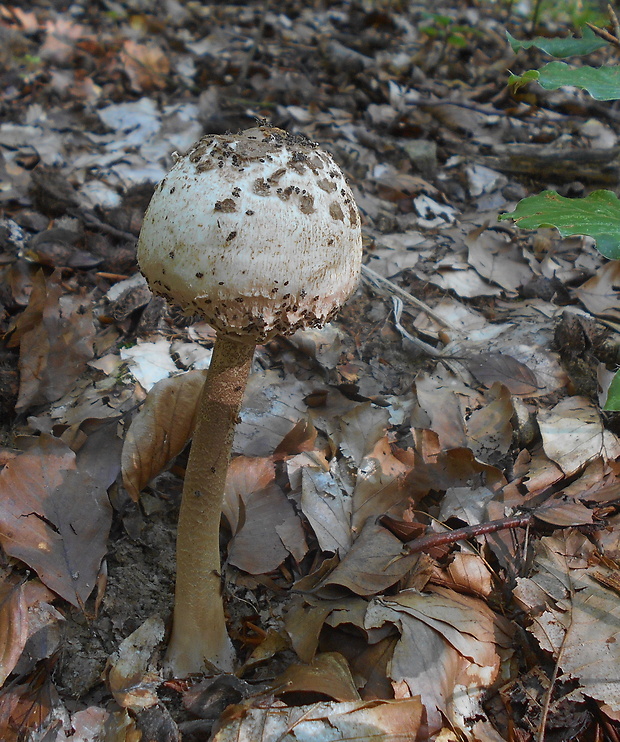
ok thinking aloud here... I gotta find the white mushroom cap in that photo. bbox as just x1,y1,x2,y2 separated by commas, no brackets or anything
137,126,363,342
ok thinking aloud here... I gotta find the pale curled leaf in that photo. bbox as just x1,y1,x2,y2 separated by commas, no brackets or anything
538,396,620,476
300,466,353,554
122,369,205,500
366,587,511,736
106,615,164,711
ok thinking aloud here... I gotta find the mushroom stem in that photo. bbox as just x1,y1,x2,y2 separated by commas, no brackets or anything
166,333,255,675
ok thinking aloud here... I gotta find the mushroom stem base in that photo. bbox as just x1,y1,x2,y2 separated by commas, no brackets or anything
166,333,255,676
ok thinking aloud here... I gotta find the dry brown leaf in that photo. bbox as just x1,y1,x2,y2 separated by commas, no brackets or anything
227,484,307,574
352,435,413,532
437,552,495,598
318,520,419,596
284,595,339,664
0,435,111,607
122,369,205,500
0,675,55,742
461,352,539,396
120,40,170,92
300,465,353,554
11,271,95,411
273,652,361,702
0,576,28,687
464,382,514,463
337,402,390,467
236,371,318,457
465,226,532,294
223,455,276,532
415,376,469,450
533,494,594,526
366,587,512,737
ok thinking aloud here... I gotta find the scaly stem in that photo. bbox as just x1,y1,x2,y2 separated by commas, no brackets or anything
166,333,255,675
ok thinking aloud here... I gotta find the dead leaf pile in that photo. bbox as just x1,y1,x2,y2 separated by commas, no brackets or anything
0,0,619,740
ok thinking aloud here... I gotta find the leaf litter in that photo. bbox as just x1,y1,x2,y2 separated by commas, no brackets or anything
0,1,620,740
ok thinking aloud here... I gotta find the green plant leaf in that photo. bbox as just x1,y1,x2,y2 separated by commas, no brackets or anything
506,27,606,58
499,190,620,259
604,370,620,410
508,68,541,92
510,61,620,101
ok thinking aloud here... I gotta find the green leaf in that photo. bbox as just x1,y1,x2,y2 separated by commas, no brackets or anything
506,27,607,58
604,370,620,411
513,61,620,101
448,33,468,49
508,68,541,93
499,190,620,259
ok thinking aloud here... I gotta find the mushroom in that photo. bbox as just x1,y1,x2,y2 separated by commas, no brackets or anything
137,126,362,676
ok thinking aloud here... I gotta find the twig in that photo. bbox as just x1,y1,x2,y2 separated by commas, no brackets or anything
70,208,138,242
585,21,620,49
361,264,457,330
586,4,620,49
396,514,534,555
610,3,620,41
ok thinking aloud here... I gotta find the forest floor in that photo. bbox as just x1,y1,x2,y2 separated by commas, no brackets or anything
1,1,620,740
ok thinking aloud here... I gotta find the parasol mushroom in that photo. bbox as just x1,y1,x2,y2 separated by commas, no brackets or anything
137,126,362,676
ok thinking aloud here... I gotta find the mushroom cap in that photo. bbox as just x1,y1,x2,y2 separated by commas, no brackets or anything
137,126,362,342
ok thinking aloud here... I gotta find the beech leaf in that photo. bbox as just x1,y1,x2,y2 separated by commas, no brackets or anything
122,369,205,500
0,435,112,607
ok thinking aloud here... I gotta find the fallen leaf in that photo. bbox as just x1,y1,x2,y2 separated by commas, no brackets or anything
318,520,419,596
337,402,390,467
538,396,620,475
0,435,112,607
515,532,620,711
574,260,620,320
301,466,353,554
366,587,512,736
120,40,170,92
0,576,28,687
460,353,539,396
105,615,164,711
11,271,95,411
122,369,205,500
273,652,361,702
227,484,307,574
